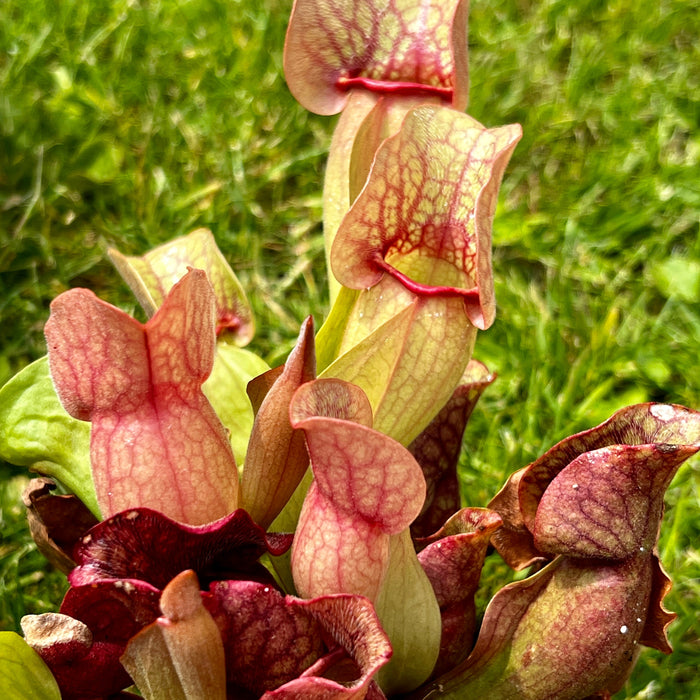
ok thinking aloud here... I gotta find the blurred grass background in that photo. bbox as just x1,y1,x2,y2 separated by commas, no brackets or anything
1,0,698,696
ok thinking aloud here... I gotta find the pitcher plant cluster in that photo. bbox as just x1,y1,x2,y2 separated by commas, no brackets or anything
1,1,698,698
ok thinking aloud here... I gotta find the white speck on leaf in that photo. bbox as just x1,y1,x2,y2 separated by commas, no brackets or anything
650,404,674,421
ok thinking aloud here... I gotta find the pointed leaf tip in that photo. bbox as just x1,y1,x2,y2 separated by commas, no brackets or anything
242,317,316,528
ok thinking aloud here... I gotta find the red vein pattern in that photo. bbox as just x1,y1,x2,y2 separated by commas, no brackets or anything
45,270,239,525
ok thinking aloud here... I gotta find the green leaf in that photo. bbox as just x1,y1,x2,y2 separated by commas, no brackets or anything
0,357,99,517
315,285,361,372
374,530,442,695
322,91,378,304
319,281,477,446
203,344,269,467
0,631,61,700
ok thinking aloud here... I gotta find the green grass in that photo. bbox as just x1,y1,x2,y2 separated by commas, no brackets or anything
1,0,698,697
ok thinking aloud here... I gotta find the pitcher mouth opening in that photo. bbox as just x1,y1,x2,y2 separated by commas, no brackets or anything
336,75,453,101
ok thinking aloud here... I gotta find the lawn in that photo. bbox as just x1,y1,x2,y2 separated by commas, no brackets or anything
1,0,698,697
